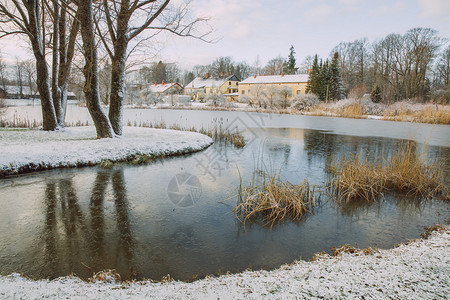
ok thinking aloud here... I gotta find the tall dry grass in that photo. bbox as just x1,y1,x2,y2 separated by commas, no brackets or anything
328,141,447,203
0,114,90,128
339,102,365,119
235,168,317,227
127,119,246,148
383,105,450,125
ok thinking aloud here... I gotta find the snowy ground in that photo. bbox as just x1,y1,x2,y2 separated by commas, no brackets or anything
0,126,213,177
0,227,448,299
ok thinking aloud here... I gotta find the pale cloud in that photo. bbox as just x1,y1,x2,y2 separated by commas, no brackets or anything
418,0,450,20
303,4,333,22
338,0,364,4
371,1,407,17
297,0,314,7
192,0,259,40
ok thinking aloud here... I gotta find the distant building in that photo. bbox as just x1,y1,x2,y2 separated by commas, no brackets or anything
147,82,183,96
238,74,309,100
0,85,37,99
0,85,77,100
184,73,240,101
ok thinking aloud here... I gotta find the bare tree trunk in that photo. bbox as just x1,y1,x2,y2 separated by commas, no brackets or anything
24,0,59,130
51,0,62,125
48,0,80,127
109,40,127,136
79,0,114,138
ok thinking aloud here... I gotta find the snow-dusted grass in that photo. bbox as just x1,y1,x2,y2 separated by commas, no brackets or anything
0,227,448,299
0,126,213,177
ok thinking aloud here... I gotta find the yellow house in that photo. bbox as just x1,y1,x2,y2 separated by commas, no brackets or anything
185,74,240,100
238,74,309,100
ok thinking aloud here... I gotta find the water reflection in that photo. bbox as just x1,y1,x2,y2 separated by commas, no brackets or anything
0,128,448,281
37,170,137,279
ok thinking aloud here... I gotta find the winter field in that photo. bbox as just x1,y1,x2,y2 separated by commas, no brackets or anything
0,227,448,299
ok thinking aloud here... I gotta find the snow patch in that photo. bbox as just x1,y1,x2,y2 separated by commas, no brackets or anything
0,126,213,177
0,227,448,299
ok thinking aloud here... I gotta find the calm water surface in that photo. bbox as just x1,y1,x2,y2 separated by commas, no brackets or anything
0,111,449,281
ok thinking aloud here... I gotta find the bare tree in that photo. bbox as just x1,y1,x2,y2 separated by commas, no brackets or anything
263,56,285,75
299,55,314,73
0,52,7,92
265,85,280,108
0,0,58,129
21,59,37,98
371,28,443,101
0,0,80,129
97,0,212,135
99,62,112,105
248,84,266,108
78,0,115,138
434,45,449,87
47,0,81,126
15,58,24,96
331,38,369,93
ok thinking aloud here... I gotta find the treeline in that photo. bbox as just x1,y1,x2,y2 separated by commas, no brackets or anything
0,0,209,137
0,57,37,96
130,27,448,103
329,28,448,103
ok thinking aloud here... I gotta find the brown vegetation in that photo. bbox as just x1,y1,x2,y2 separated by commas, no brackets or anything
235,170,317,227
383,105,450,125
127,119,246,148
328,141,447,203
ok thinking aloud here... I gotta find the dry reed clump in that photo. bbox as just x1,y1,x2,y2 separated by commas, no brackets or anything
331,244,377,256
235,172,317,227
0,115,90,128
327,154,385,203
328,141,446,203
88,269,122,283
383,105,450,125
339,102,365,119
421,224,447,238
128,119,246,148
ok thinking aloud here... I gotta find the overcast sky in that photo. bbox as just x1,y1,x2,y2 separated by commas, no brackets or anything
1,0,449,70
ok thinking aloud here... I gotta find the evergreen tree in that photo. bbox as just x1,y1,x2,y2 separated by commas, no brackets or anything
284,45,298,74
152,61,167,83
329,52,344,100
306,55,320,95
318,59,330,101
371,85,382,103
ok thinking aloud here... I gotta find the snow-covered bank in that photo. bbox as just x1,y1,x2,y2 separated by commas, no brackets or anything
0,126,213,177
0,227,448,299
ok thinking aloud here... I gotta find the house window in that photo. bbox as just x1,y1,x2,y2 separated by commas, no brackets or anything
229,82,231,85
297,90,301,94
236,82,239,86
242,90,245,95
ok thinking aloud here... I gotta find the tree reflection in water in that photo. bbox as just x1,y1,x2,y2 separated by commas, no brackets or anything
41,169,136,279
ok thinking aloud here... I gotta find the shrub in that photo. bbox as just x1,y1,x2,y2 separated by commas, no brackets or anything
237,94,251,105
291,94,320,111
371,85,382,103
348,83,367,100
205,94,225,107
430,88,450,105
